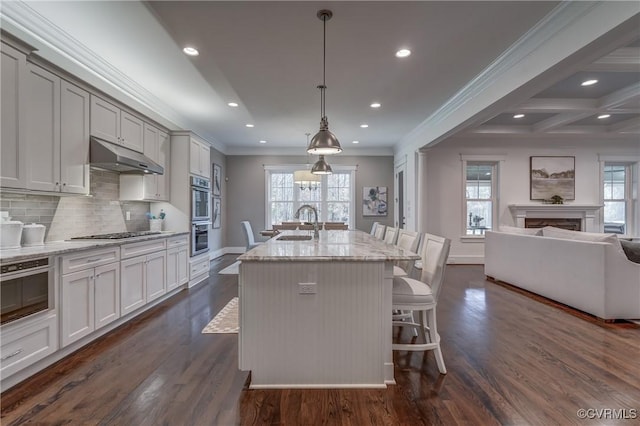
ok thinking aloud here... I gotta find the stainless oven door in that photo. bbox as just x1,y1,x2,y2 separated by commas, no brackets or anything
192,223,209,256
1,259,51,325
192,187,210,222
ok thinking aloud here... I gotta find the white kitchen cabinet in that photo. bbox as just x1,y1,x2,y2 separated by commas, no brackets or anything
120,256,146,316
90,95,143,153
145,251,167,302
189,137,210,178
1,42,28,189
166,235,189,291
119,125,170,202
24,64,90,194
61,262,119,347
121,239,167,315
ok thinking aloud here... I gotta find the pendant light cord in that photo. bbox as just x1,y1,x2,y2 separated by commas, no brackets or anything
321,14,326,119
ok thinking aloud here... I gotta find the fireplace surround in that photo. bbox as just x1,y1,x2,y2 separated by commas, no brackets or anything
508,204,603,233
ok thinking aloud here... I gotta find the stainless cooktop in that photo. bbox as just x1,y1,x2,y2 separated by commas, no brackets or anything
70,231,162,240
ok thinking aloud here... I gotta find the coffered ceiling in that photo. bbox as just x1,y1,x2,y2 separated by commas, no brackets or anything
2,1,639,154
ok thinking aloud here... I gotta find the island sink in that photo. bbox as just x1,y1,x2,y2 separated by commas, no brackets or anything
276,235,313,241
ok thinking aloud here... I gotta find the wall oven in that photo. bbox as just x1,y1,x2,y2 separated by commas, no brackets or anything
1,258,52,325
192,222,209,256
191,176,211,222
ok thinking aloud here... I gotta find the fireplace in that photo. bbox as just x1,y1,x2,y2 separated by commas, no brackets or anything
508,204,603,233
524,218,581,231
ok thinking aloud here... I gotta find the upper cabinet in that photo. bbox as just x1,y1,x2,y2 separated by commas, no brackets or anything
189,138,210,178
0,42,28,189
90,95,144,153
24,64,90,194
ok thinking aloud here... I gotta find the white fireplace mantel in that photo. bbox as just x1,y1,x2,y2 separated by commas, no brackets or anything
508,204,603,232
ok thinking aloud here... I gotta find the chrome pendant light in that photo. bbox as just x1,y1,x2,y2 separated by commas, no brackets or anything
311,155,332,175
308,9,342,157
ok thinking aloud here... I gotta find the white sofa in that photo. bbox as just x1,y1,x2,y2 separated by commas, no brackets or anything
485,226,640,320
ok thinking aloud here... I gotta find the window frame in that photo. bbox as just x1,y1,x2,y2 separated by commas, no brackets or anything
460,155,504,241
599,155,639,237
264,164,356,230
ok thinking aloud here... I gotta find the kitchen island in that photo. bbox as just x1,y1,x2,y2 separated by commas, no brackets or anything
238,229,419,388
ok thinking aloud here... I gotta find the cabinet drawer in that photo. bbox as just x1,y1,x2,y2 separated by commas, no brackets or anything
167,235,188,249
62,247,120,274
121,239,167,259
0,312,57,380
189,257,210,279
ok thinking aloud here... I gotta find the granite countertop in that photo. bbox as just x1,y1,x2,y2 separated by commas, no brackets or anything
0,231,190,263
238,229,420,262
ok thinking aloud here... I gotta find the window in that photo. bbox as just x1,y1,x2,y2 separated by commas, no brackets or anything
603,163,632,234
460,155,502,238
265,165,356,228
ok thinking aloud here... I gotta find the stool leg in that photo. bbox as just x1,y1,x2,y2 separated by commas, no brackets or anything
427,307,446,374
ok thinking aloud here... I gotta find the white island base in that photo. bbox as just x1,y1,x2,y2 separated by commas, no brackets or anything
239,260,395,389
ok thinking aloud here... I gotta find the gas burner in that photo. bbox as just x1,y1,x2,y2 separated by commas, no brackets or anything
70,231,162,240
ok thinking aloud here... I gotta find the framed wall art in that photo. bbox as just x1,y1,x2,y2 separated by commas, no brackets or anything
530,156,575,201
213,163,222,196
363,186,388,216
212,197,221,229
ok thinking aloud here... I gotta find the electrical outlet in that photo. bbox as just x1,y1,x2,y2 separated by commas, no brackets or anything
298,282,317,294
125,211,131,221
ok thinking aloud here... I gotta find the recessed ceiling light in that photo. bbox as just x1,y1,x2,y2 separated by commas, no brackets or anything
246,124,254,128
183,46,199,56
228,102,239,107
581,79,598,86
370,102,381,108
513,114,525,119
259,140,267,144
360,124,369,128
597,114,611,119
352,140,360,144
395,49,411,58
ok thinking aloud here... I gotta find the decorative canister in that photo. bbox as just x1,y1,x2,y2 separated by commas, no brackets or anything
149,219,163,232
21,223,46,247
0,219,24,249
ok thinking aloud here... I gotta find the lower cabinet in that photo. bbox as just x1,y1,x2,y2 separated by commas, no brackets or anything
61,262,119,347
166,236,189,291
121,251,166,316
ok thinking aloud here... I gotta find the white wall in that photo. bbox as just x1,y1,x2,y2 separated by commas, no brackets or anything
420,137,640,264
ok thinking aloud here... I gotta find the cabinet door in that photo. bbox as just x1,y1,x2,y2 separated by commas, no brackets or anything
143,123,159,199
157,131,170,201
120,111,144,153
90,95,120,144
146,251,166,302
94,262,120,330
25,64,60,192
189,138,201,176
166,247,179,292
200,143,211,179
61,269,94,347
60,81,90,194
177,247,189,286
120,256,145,316
0,43,28,189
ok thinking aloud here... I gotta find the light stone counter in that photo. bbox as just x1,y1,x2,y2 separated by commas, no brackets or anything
0,231,189,263
239,229,420,389
238,229,419,262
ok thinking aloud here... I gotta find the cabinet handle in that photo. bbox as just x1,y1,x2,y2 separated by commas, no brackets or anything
1,349,23,361
86,258,102,263
62,183,67,187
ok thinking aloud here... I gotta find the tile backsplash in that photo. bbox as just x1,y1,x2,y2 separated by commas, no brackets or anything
0,170,150,241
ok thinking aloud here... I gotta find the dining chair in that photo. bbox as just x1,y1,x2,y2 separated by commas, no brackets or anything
241,221,263,251
384,227,399,245
392,233,451,374
373,224,386,240
393,230,420,277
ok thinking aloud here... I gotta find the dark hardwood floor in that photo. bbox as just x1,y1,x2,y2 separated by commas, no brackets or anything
2,256,639,425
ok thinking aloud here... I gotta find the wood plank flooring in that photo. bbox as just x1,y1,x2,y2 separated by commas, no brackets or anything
2,256,639,425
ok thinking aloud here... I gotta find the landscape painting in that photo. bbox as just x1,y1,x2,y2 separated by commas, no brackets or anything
530,156,575,200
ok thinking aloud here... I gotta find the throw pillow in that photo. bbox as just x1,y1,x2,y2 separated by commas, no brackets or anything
620,240,640,264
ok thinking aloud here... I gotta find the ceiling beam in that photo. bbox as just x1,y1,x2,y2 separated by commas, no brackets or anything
532,111,593,132
583,47,640,72
599,82,640,109
610,116,640,133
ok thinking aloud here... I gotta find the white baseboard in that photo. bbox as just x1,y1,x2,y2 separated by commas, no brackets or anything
209,247,245,260
448,255,485,265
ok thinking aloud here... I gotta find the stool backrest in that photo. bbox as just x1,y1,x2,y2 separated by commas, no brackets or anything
370,222,380,235
384,227,399,244
241,221,256,248
395,230,420,271
419,233,451,302
374,224,386,239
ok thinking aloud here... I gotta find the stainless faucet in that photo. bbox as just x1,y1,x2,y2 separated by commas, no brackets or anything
294,204,320,239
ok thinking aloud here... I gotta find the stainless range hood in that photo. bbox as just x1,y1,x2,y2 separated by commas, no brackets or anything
90,136,163,175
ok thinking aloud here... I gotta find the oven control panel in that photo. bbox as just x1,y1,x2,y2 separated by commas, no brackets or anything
1,258,49,274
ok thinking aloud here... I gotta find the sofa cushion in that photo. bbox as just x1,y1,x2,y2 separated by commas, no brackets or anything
620,240,640,264
499,225,542,236
541,226,624,254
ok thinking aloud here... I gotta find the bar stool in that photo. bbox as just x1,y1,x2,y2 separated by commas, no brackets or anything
384,227,399,245
392,233,451,374
393,230,420,277
374,224,386,240
241,221,263,251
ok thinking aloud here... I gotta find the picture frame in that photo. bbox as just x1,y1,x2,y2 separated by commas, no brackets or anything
213,163,222,196
530,156,575,201
212,197,221,229
362,186,388,216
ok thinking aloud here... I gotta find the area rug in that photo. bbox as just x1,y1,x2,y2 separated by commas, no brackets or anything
219,261,240,275
202,297,239,333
